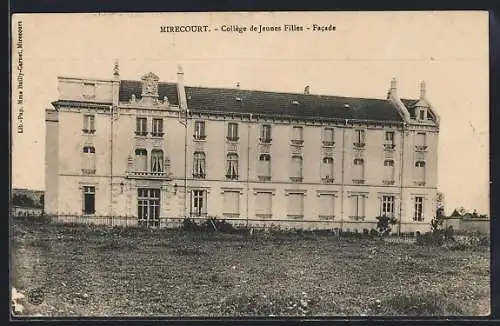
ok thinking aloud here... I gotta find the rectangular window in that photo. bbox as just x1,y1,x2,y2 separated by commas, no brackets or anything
323,128,335,146
151,150,164,173
227,123,239,141
260,124,272,143
384,131,395,149
255,192,272,219
318,194,335,220
135,148,147,171
152,118,164,137
82,83,96,99
83,186,95,215
350,195,365,220
137,188,160,227
258,154,271,180
415,132,427,150
352,158,365,182
226,153,239,180
381,195,395,217
383,159,395,182
321,157,334,181
136,117,148,136
419,110,425,121
82,146,96,174
287,193,304,219
193,152,206,178
291,156,303,182
354,129,365,146
292,126,303,143
414,197,424,221
194,121,206,140
191,190,207,216
414,161,426,184
83,115,95,134
223,191,240,218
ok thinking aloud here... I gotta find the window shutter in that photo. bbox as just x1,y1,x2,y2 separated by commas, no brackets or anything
223,191,239,215
319,194,334,218
256,192,272,216
288,193,304,216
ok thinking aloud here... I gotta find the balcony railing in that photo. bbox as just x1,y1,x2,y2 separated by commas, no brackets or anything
353,142,366,148
193,173,206,179
415,145,428,152
382,180,395,185
322,140,335,147
259,138,272,144
384,144,396,150
81,168,96,175
321,177,335,184
349,216,366,221
193,135,207,141
287,214,304,220
151,132,165,138
258,175,271,181
127,171,169,179
82,129,96,134
225,174,239,180
226,136,240,142
290,176,303,183
135,131,148,137
414,181,426,186
291,139,304,145
318,215,335,220
352,179,365,185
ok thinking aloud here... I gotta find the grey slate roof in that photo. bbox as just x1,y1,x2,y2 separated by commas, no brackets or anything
119,80,408,123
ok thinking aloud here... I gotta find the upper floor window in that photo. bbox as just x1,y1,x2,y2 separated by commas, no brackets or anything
260,124,272,143
151,150,164,173
415,132,427,151
82,83,96,99
152,118,164,137
383,159,395,183
194,121,206,140
193,152,206,179
353,158,365,183
354,129,366,147
384,131,395,149
258,154,271,180
414,161,426,185
83,114,95,134
135,148,147,171
136,117,148,136
323,128,335,146
82,146,96,174
321,157,334,181
227,123,239,141
226,153,239,180
292,126,303,144
290,155,303,182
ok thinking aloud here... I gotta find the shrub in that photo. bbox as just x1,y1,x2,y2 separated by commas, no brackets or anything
416,231,445,246
370,228,379,237
181,218,200,231
376,215,398,236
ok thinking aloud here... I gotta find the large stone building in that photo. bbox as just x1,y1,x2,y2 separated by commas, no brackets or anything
45,63,440,232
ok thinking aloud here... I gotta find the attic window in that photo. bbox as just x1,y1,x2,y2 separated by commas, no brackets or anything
292,100,300,105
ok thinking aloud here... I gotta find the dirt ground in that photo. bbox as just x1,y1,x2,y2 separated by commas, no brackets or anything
10,221,490,317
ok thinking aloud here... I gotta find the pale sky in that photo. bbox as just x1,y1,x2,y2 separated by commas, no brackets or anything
11,11,489,215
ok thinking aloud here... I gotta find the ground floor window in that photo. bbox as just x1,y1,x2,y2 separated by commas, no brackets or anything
255,192,272,219
318,194,335,220
350,194,365,220
414,196,424,221
138,188,160,227
287,193,304,219
190,189,207,217
381,195,395,217
83,186,95,215
222,191,240,218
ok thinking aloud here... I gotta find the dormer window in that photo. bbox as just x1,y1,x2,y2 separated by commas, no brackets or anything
82,82,96,99
418,109,427,121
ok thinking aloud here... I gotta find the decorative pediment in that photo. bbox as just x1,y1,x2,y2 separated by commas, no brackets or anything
141,72,160,97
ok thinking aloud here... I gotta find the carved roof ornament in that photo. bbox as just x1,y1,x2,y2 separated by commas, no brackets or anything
141,72,160,98
113,60,120,77
415,80,430,108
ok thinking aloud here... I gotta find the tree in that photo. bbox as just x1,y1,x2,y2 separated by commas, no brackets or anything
436,191,445,218
376,215,398,236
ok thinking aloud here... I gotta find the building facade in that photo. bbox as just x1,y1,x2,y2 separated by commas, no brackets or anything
45,63,440,232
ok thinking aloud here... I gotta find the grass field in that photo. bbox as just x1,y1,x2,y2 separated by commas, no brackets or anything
11,220,490,317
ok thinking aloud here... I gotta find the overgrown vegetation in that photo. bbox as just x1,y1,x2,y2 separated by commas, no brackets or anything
375,215,398,236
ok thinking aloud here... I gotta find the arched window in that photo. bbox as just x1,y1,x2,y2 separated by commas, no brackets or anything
226,153,239,180
151,149,164,173
193,152,206,178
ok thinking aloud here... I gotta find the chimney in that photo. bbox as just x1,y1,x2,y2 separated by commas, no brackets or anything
177,65,188,110
304,85,310,95
387,77,397,99
112,59,120,106
420,80,426,99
